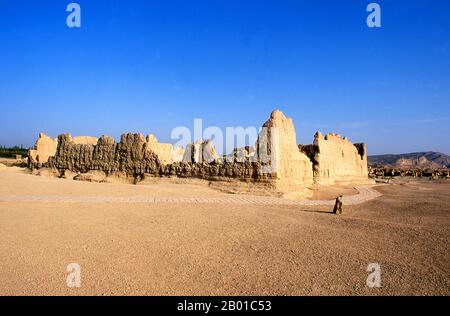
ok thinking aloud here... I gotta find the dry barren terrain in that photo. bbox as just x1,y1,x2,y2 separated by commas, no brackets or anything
0,166,449,295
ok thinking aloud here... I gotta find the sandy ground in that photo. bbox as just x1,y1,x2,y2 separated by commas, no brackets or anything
0,167,449,295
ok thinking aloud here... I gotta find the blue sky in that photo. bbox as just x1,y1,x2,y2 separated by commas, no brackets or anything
0,0,449,155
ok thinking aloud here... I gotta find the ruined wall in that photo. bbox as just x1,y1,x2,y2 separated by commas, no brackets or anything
72,136,98,145
159,159,276,182
43,132,276,184
48,133,161,176
146,134,174,165
257,110,314,187
29,132,180,169
28,134,98,166
28,133,58,164
307,132,368,184
228,146,255,162
29,110,369,189
182,140,219,163
171,146,185,163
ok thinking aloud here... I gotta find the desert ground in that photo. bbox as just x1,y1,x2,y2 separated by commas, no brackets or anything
0,165,449,295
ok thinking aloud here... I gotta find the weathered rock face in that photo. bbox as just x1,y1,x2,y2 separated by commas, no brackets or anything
182,141,196,163
117,133,160,175
171,146,185,163
146,134,174,165
28,133,98,168
29,109,370,189
28,133,58,165
49,134,95,173
202,140,219,163
91,135,117,173
368,152,450,169
182,140,219,163
47,133,161,177
229,146,255,163
72,136,98,145
256,110,313,185
158,159,276,181
305,132,368,184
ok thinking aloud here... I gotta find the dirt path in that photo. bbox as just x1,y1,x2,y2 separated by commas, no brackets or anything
0,185,380,205
0,168,448,295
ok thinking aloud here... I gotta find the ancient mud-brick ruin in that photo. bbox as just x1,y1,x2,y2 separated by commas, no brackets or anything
300,132,368,184
28,110,369,195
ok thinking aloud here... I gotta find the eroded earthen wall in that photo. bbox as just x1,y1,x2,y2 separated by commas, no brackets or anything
182,140,219,163
28,133,58,164
44,132,277,183
28,110,369,188
310,132,368,184
72,136,98,146
48,133,160,176
257,110,314,188
146,134,174,165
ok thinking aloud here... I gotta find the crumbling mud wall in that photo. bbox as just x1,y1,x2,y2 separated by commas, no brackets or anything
72,136,98,145
159,160,277,182
48,133,160,177
39,133,276,183
146,134,176,165
28,133,58,165
45,134,276,179
29,131,181,169
28,110,369,189
28,133,99,167
256,110,314,189
182,140,220,163
301,132,368,184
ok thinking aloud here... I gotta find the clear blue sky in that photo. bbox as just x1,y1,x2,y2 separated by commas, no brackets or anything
1,0,449,155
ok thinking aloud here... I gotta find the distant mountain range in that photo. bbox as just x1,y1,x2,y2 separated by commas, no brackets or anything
368,152,450,169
